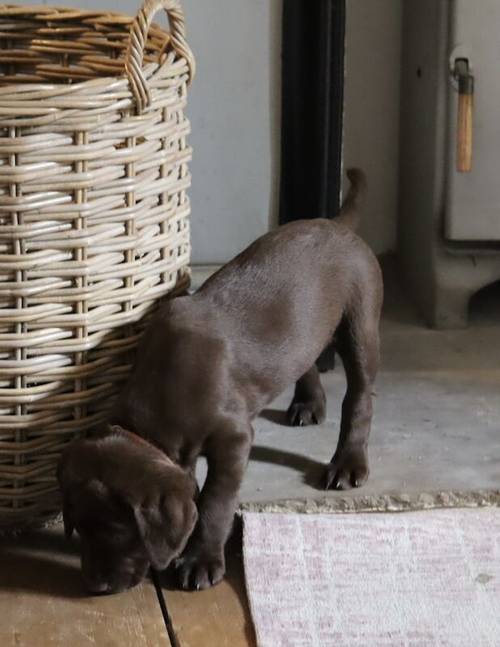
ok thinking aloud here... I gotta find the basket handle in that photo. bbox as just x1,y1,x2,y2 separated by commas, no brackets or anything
125,0,195,112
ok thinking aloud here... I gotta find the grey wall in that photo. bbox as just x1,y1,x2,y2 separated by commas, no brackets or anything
187,0,402,263
343,0,402,256
183,0,282,265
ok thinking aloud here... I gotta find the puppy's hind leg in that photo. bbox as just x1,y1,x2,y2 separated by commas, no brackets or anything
287,365,327,427
325,291,381,490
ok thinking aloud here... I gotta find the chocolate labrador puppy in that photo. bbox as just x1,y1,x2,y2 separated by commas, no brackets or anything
58,168,382,594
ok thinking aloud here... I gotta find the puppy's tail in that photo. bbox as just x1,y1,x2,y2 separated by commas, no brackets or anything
335,167,366,231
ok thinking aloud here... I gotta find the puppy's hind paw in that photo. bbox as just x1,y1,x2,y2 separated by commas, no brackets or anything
174,551,225,591
324,446,369,491
287,401,326,427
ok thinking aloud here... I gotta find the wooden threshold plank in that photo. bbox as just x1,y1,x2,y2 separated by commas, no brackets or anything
162,523,256,647
0,524,170,647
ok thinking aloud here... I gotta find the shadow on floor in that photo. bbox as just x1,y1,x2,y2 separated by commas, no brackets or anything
250,445,326,489
0,526,84,598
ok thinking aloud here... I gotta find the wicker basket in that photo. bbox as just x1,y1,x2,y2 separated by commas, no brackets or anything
0,0,195,529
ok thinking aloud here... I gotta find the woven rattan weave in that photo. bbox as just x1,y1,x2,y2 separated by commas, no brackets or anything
0,0,194,528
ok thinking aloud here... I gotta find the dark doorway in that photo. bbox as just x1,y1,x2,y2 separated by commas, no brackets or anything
279,0,346,224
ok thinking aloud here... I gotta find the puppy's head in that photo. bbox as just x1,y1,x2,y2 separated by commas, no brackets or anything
57,429,198,594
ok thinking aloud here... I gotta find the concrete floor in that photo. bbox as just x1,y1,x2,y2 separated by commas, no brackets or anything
232,260,500,511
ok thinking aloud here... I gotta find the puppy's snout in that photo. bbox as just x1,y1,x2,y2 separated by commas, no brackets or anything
85,578,112,595
82,555,113,595
82,555,147,595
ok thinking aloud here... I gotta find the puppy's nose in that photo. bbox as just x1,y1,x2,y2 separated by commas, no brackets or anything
86,580,111,595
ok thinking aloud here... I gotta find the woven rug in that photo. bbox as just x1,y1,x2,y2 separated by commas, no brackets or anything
243,509,500,647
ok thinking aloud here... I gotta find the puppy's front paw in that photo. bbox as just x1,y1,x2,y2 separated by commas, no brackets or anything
324,446,369,490
287,401,326,427
174,550,225,591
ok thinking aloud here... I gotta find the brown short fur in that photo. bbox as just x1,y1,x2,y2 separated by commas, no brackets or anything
58,168,383,593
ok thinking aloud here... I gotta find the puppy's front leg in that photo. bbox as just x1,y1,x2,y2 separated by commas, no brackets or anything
175,422,252,590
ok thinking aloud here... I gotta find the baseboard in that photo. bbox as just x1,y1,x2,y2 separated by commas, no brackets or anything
190,264,221,291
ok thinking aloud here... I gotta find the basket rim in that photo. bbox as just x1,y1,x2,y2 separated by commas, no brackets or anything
0,2,193,107
0,3,147,22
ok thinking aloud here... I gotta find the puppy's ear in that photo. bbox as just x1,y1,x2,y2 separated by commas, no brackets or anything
133,503,172,570
62,501,74,540
134,497,198,571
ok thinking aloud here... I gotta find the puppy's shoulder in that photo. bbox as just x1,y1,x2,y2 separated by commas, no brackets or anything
147,296,229,364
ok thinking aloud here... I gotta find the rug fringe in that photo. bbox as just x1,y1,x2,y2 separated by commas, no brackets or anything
239,489,500,514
